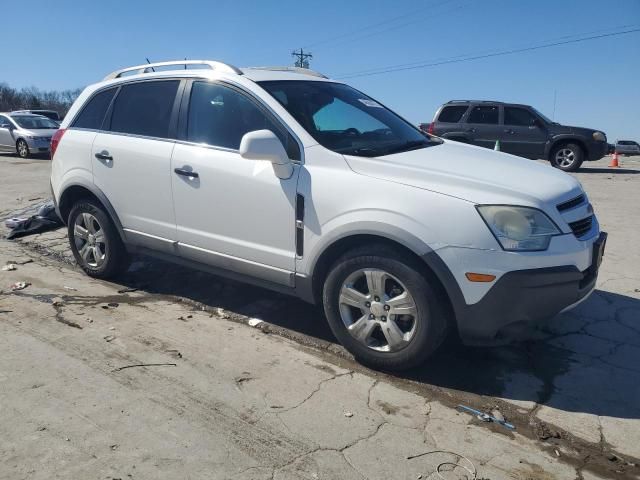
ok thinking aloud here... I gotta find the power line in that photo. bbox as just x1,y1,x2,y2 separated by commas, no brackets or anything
302,0,449,49
336,27,640,79
318,0,465,50
341,23,640,78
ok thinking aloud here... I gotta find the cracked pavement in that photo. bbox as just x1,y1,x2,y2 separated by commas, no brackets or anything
1,154,640,479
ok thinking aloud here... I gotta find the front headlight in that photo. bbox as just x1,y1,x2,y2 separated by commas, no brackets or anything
592,131,606,142
477,205,561,251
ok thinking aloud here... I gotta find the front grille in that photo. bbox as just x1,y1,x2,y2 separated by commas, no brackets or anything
557,194,585,212
569,216,593,238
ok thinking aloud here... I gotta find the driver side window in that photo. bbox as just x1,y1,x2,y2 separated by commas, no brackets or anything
186,82,300,160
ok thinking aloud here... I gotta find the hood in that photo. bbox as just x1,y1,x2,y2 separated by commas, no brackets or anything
548,123,599,136
20,128,58,137
344,140,582,206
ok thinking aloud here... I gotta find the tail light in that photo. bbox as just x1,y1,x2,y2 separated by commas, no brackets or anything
50,128,66,158
427,122,435,135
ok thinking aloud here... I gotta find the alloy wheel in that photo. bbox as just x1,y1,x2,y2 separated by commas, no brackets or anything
555,148,575,168
17,140,28,158
73,212,106,268
338,268,418,352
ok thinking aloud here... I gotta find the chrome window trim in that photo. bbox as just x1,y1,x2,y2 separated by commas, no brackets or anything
68,75,305,164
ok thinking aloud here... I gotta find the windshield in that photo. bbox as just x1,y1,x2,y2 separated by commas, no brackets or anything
11,115,59,129
258,80,437,157
531,107,554,124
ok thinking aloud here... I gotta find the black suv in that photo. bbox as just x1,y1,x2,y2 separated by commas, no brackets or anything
422,101,608,171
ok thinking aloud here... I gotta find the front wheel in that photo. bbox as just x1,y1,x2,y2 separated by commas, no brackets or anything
550,143,583,172
16,139,30,159
322,245,448,370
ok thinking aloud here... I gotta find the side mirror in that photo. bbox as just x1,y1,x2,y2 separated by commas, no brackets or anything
239,130,293,179
533,118,544,128
0,123,11,129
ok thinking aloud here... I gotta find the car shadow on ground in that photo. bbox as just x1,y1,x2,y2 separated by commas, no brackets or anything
119,255,640,421
579,167,640,174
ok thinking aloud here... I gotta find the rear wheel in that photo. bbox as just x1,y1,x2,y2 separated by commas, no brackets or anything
322,245,448,370
67,200,129,278
550,143,583,172
16,139,30,159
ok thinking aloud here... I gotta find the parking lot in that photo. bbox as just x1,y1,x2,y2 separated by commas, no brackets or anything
1,152,639,479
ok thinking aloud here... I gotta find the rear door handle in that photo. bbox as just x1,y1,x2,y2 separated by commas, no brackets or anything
174,167,199,178
503,129,515,134
466,128,476,133
95,151,113,161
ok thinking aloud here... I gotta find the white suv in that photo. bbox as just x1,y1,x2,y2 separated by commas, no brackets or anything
50,60,606,370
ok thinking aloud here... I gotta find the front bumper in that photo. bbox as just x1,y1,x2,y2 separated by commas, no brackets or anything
25,137,51,153
586,140,608,161
453,232,607,342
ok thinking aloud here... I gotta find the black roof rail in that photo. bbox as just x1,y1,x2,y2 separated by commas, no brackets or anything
446,100,505,104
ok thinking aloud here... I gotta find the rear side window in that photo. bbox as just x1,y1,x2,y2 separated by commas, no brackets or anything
504,107,537,126
437,105,468,123
109,80,179,138
187,81,300,160
72,88,116,130
467,106,499,124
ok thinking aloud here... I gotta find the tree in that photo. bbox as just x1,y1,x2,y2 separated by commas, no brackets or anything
0,82,82,117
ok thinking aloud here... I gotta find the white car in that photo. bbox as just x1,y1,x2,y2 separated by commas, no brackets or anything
50,60,606,370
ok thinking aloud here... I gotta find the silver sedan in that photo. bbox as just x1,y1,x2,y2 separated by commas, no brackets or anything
0,113,59,158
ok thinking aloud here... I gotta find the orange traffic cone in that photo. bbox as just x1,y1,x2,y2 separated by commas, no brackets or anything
609,151,620,168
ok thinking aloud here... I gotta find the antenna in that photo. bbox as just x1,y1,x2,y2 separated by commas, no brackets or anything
145,58,155,72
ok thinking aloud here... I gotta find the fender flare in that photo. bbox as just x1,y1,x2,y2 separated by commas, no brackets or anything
57,178,126,243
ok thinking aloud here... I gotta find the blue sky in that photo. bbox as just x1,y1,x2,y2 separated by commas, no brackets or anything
4,0,639,140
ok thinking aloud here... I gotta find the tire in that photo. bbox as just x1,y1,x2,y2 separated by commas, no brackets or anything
550,143,584,172
16,139,30,159
322,244,448,371
67,200,130,279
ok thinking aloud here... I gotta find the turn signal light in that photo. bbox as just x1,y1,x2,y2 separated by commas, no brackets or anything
465,272,496,282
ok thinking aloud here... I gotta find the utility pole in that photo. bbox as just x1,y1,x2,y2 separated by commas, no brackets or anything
292,48,313,69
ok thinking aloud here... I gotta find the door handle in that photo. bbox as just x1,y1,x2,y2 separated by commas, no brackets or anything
95,151,113,161
467,128,476,133
174,167,199,178
503,129,515,134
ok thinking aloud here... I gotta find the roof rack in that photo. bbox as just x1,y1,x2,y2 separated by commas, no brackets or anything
446,100,504,104
244,66,328,79
103,60,243,80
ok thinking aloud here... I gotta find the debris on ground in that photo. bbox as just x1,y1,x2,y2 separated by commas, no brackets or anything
6,201,63,240
104,335,116,342
4,217,28,229
10,281,31,291
248,318,263,327
63,286,77,291
113,363,177,372
117,287,139,294
344,411,354,418
52,297,64,306
491,408,505,423
166,349,182,359
2,264,17,271
535,422,561,440
457,404,515,430
407,449,477,480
